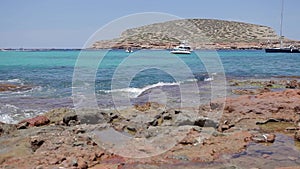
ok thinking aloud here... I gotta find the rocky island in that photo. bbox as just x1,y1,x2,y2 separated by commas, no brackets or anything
91,19,300,50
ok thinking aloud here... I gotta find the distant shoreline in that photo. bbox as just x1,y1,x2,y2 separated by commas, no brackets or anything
0,47,268,52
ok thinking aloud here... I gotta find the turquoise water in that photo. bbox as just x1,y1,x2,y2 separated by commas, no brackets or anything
0,50,300,123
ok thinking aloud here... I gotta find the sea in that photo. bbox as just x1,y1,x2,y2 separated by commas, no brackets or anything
1,49,300,123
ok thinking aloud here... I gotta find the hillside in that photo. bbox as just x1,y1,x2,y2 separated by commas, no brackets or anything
91,19,298,49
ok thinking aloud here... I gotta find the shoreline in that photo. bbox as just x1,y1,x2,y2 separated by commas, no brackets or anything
3,44,300,52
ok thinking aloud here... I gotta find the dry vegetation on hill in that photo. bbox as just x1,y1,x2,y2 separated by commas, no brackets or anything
91,19,299,49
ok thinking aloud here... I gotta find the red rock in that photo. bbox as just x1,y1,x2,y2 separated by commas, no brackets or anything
77,157,88,169
262,154,271,159
19,115,50,127
89,163,120,169
179,129,200,145
89,153,97,161
276,166,300,169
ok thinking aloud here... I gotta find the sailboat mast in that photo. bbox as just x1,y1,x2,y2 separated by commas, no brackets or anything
279,0,284,48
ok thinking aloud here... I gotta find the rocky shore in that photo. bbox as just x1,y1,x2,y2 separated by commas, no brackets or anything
1,79,300,168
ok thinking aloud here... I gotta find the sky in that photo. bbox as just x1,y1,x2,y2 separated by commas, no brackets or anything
0,0,299,48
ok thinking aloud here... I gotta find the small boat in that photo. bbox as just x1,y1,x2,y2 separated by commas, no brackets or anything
265,46,300,53
125,47,133,53
170,42,192,54
265,0,300,53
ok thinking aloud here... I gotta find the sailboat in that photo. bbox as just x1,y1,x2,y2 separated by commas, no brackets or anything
265,0,300,53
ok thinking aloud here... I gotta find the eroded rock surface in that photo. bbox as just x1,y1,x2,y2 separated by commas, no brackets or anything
1,89,300,168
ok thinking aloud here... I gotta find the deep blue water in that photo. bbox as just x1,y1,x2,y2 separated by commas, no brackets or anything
0,49,300,123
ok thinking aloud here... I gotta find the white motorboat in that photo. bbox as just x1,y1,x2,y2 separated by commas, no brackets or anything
170,42,192,54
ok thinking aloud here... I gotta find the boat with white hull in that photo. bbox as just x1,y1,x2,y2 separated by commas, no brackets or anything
265,0,300,53
170,42,192,54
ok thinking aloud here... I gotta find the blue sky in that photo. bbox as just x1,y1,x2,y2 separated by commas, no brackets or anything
0,0,299,48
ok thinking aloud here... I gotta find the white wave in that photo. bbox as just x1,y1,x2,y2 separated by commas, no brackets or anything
0,85,42,97
100,82,180,98
0,78,23,84
204,72,217,82
204,77,214,82
7,79,22,83
97,77,202,98
0,114,16,124
180,78,198,83
0,104,20,124
0,104,44,124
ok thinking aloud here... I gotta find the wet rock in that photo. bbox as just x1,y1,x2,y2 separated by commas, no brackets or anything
0,83,32,92
19,115,50,127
